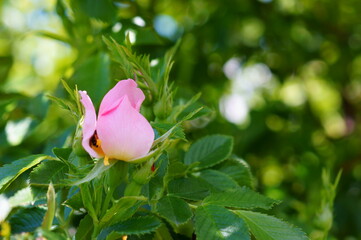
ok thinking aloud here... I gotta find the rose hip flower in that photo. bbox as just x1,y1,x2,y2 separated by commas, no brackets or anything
79,79,154,165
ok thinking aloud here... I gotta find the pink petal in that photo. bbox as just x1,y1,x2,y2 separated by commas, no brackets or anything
96,95,154,161
99,79,145,115
79,91,103,158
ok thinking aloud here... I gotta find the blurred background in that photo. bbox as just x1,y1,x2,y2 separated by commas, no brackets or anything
1,0,360,239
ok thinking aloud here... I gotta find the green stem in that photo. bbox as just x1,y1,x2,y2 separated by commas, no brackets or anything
100,187,115,217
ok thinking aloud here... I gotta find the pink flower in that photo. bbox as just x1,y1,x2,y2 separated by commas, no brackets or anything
79,79,154,165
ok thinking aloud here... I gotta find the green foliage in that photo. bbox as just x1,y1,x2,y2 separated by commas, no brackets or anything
0,1,316,238
98,216,162,240
156,196,193,226
70,52,111,107
30,160,68,199
195,205,250,240
197,169,240,191
204,187,280,210
76,215,94,240
0,155,48,192
100,196,147,227
184,135,233,170
167,176,210,201
9,207,45,234
215,157,254,188
236,210,308,240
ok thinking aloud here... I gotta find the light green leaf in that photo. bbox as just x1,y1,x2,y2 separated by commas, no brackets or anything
152,122,185,140
9,187,33,207
100,196,147,227
98,216,162,240
0,154,48,192
195,205,249,240
70,159,114,186
203,187,280,210
184,135,233,170
236,210,308,240
197,169,239,192
37,229,68,240
168,177,209,201
156,196,193,226
215,157,254,188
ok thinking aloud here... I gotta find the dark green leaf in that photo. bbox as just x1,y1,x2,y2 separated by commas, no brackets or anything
30,160,68,199
70,52,110,107
76,0,116,23
184,135,233,170
215,157,254,188
75,215,94,240
98,216,162,240
203,187,280,210
197,169,239,192
168,177,209,201
156,196,193,226
0,154,48,192
9,207,45,234
236,210,308,240
64,188,83,210
195,205,249,240
53,147,72,161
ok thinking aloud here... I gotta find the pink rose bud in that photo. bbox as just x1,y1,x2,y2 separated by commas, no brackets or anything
79,79,154,165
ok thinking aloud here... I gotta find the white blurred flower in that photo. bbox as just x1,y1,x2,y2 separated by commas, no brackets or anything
219,94,249,124
0,195,11,222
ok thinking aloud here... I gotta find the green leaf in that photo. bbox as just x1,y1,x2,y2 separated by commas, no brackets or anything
165,161,188,179
197,169,239,192
70,159,114,186
168,177,209,201
30,160,69,199
75,0,116,23
215,157,254,188
236,210,308,240
64,189,83,210
47,95,78,121
9,207,45,234
8,187,34,207
98,216,162,240
195,205,249,240
53,147,72,162
100,196,147,227
152,122,185,140
37,229,68,240
184,135,233,170
0,154,48,192
75,215,94,240
70,52,110,107
145,154,168,200
203,187,280,210
156,196,193,226
30,160,68,185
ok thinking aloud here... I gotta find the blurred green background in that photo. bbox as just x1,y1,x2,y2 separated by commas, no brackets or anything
1,0,360,239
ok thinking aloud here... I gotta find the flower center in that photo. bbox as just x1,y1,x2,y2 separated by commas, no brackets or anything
89,131,104,155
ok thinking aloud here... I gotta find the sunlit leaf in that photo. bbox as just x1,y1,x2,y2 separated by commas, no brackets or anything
236,210,308,240
195,205,249,240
